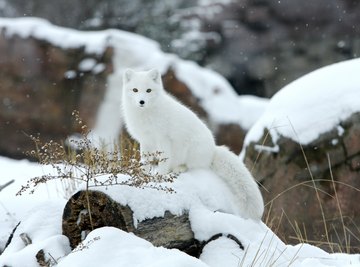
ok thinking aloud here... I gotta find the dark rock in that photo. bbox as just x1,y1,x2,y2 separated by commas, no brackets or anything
343,121,360,158
267,0,343,24
350,155,360,171
215,124,246,155
244,6,271,31
0,32,112,159
162,68,207,120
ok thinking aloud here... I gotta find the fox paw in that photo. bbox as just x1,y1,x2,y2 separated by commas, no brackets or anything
172,164,188,174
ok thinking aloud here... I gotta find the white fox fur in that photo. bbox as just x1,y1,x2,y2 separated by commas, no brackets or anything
122,69,264,220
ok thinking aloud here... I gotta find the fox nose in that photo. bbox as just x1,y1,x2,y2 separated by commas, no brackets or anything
139,100,145,105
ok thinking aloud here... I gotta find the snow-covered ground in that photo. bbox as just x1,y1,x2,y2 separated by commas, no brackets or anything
0,17,360,266
0,156,359,267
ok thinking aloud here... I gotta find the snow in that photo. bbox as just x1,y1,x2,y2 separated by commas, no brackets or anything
78,58,97,72
57,227,208,267
200,236,243,267
198,0,235,5
1,156,359,267
237,95,269,130
0,17,110,54
0,203,70,267
242,58,360,158
80,169,237,225
64,70,77,79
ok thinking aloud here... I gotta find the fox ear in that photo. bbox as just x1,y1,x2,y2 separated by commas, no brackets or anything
148,69,160,83
124,69,134,82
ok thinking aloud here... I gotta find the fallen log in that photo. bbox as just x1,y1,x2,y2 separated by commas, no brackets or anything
62,190,245,257
62,190,199,255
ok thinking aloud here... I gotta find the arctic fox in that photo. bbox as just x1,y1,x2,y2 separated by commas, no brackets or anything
122,69,264,220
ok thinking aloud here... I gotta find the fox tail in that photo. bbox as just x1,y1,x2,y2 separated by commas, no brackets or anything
211,146,264,220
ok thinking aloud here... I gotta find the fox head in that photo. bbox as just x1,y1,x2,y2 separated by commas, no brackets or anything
123,69,163,109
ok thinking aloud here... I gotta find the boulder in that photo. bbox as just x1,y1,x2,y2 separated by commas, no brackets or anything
242,59,360,252
245,112,360,252
0,31,112,158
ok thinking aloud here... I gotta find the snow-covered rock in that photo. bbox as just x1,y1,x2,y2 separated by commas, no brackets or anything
242,58,360,252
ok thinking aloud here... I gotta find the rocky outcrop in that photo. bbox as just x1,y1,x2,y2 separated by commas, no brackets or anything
244,112,360,252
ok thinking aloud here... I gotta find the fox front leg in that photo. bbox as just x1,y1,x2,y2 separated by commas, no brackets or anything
140,142,157,173
155,140,173,175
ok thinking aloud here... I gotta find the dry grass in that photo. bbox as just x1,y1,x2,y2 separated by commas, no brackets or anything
255,122,360,255
238,121,360,266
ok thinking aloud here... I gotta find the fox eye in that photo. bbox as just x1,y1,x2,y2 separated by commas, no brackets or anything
146,88,152,93
133,88,138,92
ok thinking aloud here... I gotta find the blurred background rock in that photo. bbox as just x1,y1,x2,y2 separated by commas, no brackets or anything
1,0,359,97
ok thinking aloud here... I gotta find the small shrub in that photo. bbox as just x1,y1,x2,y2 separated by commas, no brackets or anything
18,110,177,196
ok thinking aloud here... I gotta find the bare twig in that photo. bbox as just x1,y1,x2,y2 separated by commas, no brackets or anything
2,221,21,253
0,180,14,192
